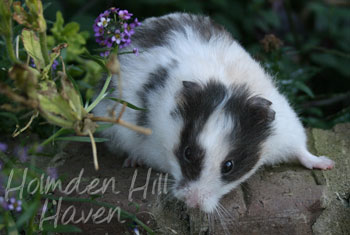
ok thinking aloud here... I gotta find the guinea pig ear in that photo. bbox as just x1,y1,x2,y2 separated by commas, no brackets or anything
182,81,201,91
247,96,276,123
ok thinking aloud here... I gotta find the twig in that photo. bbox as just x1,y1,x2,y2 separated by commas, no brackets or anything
116,102,127,121
12,111,39,137
91,116,152,135
0,104,24,112
88,129,99,171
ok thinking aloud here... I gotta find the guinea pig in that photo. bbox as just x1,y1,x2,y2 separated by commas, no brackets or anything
93,13,334,213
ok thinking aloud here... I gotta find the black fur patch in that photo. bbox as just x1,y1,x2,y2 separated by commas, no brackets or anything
132,13,230,49
222,85,275,182
174,80,227,182
181,14,230,42
137,66,170,126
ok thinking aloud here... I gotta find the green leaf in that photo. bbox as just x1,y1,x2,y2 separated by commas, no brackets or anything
51,11,64,38
21,29,45,69
67,72,84,107
42,224,82,233
40,127,73,146
108,97,147,111
86,74,111,112
294,81,315,98
55,136,109,142
95,123,113,132
16,200,40,228
62,22,80,36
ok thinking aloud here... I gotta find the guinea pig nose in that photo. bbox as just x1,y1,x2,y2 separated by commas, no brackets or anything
186,198,199,208
185,192,200,208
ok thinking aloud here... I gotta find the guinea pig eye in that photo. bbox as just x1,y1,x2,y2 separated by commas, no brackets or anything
183,146,192,162
222,160,234,174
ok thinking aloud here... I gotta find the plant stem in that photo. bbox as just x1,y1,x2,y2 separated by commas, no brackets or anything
38,31,50,66
88,129,99,170
4,35,17,63
91,116,152,135
86,74,112,112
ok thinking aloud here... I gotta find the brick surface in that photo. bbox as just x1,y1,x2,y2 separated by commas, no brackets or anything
51,124,349,234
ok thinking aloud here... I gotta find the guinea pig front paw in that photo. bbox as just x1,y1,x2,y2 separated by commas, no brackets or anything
122,157,144,168
297,152,335,170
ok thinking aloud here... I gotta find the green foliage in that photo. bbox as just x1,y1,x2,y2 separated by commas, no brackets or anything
48,11,89,61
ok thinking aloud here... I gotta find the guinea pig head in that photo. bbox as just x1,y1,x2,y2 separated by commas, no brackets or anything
171,80,275,213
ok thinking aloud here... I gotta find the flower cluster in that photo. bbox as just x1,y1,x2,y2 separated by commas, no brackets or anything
93,7,141,56
0,196,22,212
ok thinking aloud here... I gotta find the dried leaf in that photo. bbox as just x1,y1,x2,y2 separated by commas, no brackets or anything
8,63,39,99
12,2,31,28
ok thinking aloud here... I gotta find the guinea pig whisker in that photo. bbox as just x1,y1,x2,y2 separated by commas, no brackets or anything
218,203,235,221
215,206,231,235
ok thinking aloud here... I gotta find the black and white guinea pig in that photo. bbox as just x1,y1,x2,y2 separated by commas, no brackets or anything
93,13,334,213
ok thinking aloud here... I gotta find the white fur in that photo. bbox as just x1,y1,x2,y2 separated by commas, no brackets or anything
93,13,334,213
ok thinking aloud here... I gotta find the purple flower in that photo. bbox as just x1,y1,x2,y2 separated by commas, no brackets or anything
46,167,58,180
97,17,111,28
0,142,7,152
133,18,141,27
52,60,59,71
0,197,8,209
15,146,29,163
0,177,5,195
35,145,44,153
111,30,123,44
30,58,36,68
110,7,119,14
121,33,131,43
100,51,110,57
94,27,104,37
123,23,135,36
8,197,22,212
133,48,139,56
118,10,132,20
93,8,141,50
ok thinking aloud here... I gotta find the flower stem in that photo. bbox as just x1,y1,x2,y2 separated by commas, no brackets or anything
38,31,50,66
